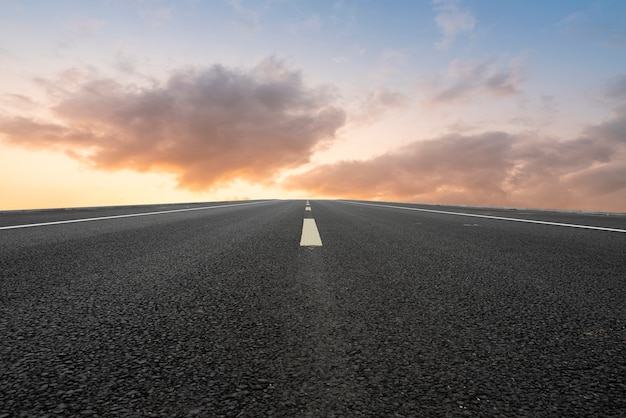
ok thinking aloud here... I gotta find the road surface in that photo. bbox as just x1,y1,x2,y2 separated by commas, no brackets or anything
1,200,625,416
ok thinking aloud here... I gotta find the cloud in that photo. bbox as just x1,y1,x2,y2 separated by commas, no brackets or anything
566,160,626,196
229,0,260,31
114,49,138,74
427,57,525,105
352,87,409,123
2,93,39,109
559,11,626,48
433,0,476,50
286,132,516,204
601,74,626,102
285,106,626,212
0,58,346,191
31,68,97,101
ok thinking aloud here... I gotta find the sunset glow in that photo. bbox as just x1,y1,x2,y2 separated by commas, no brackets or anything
1,0,625,211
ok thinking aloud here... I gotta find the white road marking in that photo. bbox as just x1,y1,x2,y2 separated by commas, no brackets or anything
0,201,272,230
300,218,322,246
345,201,626,233
305,207,312,211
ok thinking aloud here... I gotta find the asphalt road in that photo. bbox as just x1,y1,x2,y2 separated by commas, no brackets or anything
1,199,625,417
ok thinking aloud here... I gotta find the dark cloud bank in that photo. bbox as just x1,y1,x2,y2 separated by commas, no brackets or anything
0,58,346,190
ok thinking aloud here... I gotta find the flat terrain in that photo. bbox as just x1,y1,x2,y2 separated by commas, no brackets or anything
1,200,625,416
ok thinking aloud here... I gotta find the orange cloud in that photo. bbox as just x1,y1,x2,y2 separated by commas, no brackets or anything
0,58,346,191
285,106,626,212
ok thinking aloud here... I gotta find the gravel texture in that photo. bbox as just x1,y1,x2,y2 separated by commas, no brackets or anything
1,199,625,417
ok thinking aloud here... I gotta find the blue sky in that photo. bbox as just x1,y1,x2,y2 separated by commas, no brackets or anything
1,0,625,211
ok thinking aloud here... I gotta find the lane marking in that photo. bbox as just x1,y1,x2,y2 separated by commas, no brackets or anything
344,201,626,233
300,218,323,246
305,206,311,211
0,201,274,230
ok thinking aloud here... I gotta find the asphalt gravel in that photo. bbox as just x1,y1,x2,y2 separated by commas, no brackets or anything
1,199,625,417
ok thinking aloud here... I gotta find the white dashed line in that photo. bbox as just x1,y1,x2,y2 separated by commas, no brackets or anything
345,201,626,233
300,218,323,246
0,201,272,230
300,201,322,246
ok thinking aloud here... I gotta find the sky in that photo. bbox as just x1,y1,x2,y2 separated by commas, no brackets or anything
1,0,625,212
